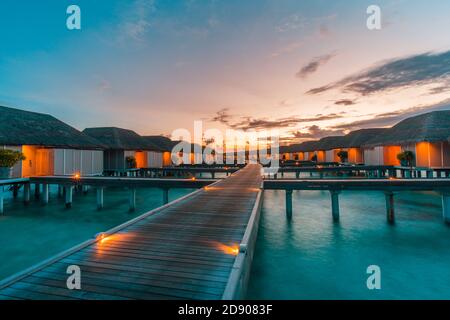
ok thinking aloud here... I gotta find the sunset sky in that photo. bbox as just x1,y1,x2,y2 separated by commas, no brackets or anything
1,0,450,144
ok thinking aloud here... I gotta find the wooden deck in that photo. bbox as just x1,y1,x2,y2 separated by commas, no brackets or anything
0,165,262,300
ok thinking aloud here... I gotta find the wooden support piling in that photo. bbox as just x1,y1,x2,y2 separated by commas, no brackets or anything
442,193,450,224
97,187,104,210
163,188,169,205
129,188,136,212
0,186,4,215
285,189,293,220
13,185,19,198
330,190,340,222
42,184,49,205
65,186,73,209
24,183,30,204
34,183,40,200
385,191,395,224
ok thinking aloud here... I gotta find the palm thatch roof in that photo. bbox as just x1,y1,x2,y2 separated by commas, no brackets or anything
315,129,387,150
316,135,346,151
363,110,450,147
0,106,104,149
341,128,387,148
83,127,160,151
142,136,177,152
289,140,321,152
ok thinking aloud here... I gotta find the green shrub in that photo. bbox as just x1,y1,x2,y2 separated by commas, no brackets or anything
0,149,26,168
337,150,348,162
397,151,415,166
126,156,137,169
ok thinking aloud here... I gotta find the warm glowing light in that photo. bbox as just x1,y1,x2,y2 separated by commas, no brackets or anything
215,243,239,256
317,165,323,169
295,162,299,166
73,173,81,179
191,177,196,181
96,233,109,243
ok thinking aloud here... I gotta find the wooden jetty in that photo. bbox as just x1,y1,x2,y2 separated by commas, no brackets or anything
264,178,450,224
0,165,263,300
269,165,450,179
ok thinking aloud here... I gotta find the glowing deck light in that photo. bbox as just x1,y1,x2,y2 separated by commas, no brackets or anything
215,242,240,256
96,232,109,244
73,173,81,179
191,177,196,181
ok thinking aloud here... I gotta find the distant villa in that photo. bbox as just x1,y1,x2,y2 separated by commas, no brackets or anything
280,110,450,168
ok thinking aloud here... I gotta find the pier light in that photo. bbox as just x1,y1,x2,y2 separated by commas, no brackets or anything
215,242,240,256
191,177,196,181
96,232,109,244
73,173,81,179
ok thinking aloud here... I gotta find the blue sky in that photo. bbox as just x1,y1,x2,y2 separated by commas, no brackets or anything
1,0,450,142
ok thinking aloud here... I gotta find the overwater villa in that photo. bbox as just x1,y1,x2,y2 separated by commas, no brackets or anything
142,135,175,167
362,111,450,167
0,106,104,178
280,111,450,168
315,129,387,164
83,127,165,172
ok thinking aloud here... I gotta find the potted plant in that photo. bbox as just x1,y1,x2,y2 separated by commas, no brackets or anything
337,150,348,163
397,151,415,167
0,149,26,179
126,156,137,169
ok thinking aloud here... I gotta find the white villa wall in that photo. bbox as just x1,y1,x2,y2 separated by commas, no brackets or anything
363,147,384,165
147,151,163,168
54,149,103,176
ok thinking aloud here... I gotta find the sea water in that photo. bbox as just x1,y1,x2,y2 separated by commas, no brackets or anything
247,190,450,299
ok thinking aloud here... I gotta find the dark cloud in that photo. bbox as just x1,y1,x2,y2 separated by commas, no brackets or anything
306,50,450,95
211,108,232,125
296,53,336,79
334,99,356,106
210,109,345,131
332,100,450,131
291,125,345,139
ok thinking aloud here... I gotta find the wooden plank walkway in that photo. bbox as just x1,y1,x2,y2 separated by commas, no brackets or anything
0,165,262,300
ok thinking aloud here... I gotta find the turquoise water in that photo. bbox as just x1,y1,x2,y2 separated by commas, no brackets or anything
247,190,450,299
0,185,195,281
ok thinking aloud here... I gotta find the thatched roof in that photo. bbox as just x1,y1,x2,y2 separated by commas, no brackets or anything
316,135,346,151
142,136,177,152
315,129,387,150
83,127,160,151
290,140,321,152
363,110,450,147
341,128,387,148
0,106,104,149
